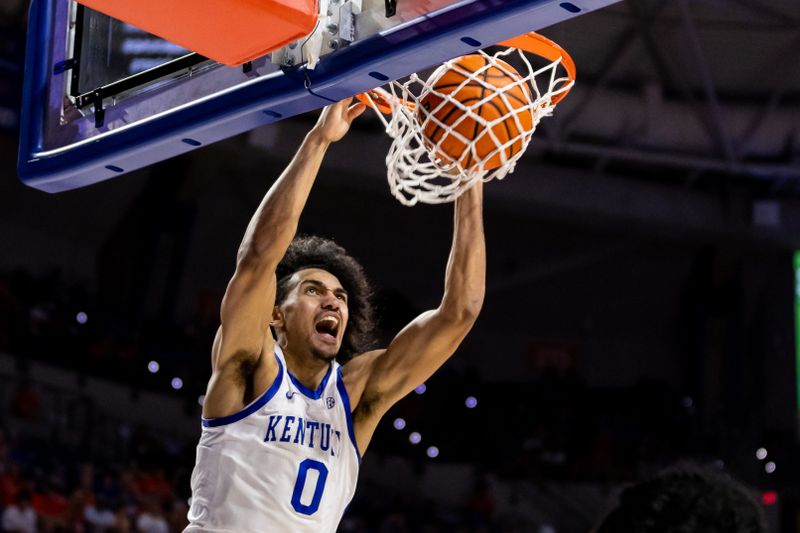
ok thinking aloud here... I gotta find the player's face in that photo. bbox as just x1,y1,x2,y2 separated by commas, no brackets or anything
277,268,349,361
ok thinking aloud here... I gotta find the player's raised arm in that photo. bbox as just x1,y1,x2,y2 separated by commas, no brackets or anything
346,182,485,449
204,99,365,417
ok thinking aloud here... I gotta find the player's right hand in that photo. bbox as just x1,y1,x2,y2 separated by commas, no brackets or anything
311,98,366,143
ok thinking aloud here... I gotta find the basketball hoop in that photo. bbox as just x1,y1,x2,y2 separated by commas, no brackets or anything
357,32,576,206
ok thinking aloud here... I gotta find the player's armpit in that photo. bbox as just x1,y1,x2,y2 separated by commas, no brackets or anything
202,313,282,423
203,331,270,418
340,349,385,410
203,250,281,416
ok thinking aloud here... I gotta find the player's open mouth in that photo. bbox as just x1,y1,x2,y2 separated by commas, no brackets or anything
314,315,340,343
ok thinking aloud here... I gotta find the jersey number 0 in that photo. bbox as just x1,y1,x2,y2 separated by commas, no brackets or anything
291,459,329,515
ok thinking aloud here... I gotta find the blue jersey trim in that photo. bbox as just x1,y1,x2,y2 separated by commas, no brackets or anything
336,367,362,464
201,353,283,428
287,364,332,400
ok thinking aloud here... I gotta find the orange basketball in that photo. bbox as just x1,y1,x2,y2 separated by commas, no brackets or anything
418,54,533,171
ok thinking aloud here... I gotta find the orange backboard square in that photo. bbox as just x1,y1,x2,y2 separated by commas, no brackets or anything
75,0,318,66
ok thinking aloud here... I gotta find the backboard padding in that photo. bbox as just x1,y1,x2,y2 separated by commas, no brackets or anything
18,0,620,192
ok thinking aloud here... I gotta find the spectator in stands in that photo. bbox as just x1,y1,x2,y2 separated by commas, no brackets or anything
593,464,766,533
135,498,169,533
94,473,123,512
1,463,25,506
31,479,67,532
166,498,189,532
135,468,172,502
84,495,118,532
2,490,37,533
115,506,132,533
118,469,141,506
65,488,88,531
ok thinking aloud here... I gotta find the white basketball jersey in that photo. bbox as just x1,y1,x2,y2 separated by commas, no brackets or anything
185,345,360,533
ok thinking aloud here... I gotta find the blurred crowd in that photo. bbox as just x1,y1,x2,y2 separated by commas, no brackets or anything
0,420,191,533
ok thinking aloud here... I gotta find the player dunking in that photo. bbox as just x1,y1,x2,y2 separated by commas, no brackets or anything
185,98,485,532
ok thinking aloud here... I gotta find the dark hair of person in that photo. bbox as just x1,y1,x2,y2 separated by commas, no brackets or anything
595,464,767,533
275,235,375,361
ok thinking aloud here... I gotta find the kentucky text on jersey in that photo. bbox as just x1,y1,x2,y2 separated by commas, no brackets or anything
264,415,342,456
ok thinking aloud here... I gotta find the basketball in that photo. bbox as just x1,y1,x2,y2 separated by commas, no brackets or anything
418,54,534,171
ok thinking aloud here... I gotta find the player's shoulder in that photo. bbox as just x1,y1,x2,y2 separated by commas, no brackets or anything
341,349,385,375
340,349,385,401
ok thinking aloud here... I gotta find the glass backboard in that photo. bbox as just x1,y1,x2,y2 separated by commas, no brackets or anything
18,0,620,192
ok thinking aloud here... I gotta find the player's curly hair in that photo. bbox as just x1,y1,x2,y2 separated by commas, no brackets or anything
275,235,375,362
595,464,766,533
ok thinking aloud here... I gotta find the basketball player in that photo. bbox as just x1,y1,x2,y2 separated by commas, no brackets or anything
593,464,766,533
185,98,485,532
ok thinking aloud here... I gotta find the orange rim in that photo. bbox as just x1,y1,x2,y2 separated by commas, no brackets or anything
355,31,576,113
355,88,408,114
499,32,576,106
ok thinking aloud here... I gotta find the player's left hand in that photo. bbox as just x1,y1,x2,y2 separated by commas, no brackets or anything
311,98,366,143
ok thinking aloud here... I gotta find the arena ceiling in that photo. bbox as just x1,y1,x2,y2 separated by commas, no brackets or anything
534,0,800,188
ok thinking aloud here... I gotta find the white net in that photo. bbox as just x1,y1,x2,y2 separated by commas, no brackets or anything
364,46,574,206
